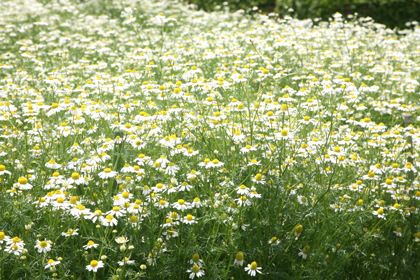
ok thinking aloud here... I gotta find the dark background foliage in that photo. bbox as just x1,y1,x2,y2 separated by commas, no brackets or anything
188,0,420,29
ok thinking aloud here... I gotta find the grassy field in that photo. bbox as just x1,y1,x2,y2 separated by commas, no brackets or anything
0,0,420,279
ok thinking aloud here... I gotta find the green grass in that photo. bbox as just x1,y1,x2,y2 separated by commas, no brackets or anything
0,0,419,279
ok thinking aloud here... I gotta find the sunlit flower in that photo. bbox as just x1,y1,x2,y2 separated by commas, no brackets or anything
16,177,33,190
172,199,191,211
45,159,62,169
115,236,129,244
62,229,79,237
35,239,52,253
86,260,104,272
45,259,60,269
83,240,99,249
183,214,198,225
98,168,118,179
102,214,118,226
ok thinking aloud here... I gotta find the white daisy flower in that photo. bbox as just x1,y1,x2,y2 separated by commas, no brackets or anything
16,177,33,190
86,260,104,272
62,229,79,237
45,259,61,269
183,214,198,225
187,265,205,279
298,246,310,259
233,252,244,266
101,214,118,226
172,199,191,211
118,257,135,266
83,240,99,249
35,239,52,253
98,168,118,179
115,236,129,244
244,261,262,276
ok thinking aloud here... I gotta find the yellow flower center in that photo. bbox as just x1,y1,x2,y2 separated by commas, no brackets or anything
18,177,27,185
77,204,85,210
192,265,200,273
236,252,244,261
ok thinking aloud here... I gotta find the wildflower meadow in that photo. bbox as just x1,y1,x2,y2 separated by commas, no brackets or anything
1,0,420,279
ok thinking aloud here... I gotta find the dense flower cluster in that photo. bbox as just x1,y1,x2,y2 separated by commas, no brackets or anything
0,0,420,278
